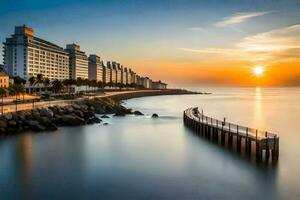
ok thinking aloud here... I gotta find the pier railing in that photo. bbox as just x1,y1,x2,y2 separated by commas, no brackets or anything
183,107,279,163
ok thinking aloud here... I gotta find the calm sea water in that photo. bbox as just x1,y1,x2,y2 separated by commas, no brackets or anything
0,87,300,199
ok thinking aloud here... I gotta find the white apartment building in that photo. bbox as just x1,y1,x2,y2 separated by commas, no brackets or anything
3,25,69,81
88,54,103,82
66,44,88,80
127,68,133,84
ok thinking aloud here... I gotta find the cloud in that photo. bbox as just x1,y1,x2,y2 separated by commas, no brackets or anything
177,47,239,55
187,27,205,31
214,11,271,27
237,24,300,52
179,24,300,63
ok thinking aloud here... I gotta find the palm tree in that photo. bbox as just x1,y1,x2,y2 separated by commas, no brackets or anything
0,88,7,115
13,76,26,86
52,79,63,94
43,77,50,93
28,76,36,93
10,84,25,112
36,74,44,85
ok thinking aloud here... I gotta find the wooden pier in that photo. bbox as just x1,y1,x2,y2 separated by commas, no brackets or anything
183,107,279,163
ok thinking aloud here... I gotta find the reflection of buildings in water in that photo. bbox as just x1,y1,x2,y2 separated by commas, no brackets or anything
17,134,33,199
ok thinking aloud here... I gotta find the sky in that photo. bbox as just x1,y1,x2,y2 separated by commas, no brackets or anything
1,0,300,87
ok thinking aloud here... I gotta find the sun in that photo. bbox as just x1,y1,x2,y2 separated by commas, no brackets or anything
253,66,264,76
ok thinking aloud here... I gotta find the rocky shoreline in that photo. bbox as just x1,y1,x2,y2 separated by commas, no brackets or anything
0,89,203,137
0,97,143,136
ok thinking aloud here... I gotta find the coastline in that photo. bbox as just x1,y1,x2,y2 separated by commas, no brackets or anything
0,89,205,137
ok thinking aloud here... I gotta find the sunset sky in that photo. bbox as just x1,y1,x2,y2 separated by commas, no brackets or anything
1,0,300,87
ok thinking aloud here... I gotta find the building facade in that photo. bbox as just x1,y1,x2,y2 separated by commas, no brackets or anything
151,80,167,89
88,54,103,82
105,62,112,83
66,44,88,80
116,63,122,84
0,72,9,88
141,77,152,88
3,25,69,81
111,62,117,83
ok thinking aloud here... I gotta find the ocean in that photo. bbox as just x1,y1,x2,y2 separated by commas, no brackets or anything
0,87,299,199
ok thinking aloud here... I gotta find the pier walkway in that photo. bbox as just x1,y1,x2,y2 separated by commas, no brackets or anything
183,107,279,163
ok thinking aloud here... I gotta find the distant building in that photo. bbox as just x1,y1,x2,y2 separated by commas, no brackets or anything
0,72,9,88
141,77,152,88
3,25,69,81
151,80,167,90
116,63,122,84
66,44,88,80
111,62,117,83
105,62,112,83
88,54,103,82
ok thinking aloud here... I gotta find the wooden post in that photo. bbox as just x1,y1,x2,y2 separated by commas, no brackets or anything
266,132,270,161
272,135,279,162
228,123,232,147
237,125,241,152
221,119,225,145
256,130,262,162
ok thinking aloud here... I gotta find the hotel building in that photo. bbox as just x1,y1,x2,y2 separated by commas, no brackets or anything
88,54,103,82
3,25,69,81
65,44,88,80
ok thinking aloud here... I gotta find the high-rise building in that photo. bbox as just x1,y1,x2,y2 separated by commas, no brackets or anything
88,54,103,82
111,61,117,83
127,68,133,84
105,61,112,83
65,44,88,80
3,25,69,81
116,63,122,84
121,66,126,84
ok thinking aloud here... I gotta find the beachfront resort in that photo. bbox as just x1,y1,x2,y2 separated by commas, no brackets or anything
1,25,167,96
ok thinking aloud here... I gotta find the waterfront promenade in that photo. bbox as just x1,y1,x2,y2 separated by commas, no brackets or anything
0,89,198,114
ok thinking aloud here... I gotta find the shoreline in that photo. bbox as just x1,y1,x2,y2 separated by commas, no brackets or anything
0,89,206,136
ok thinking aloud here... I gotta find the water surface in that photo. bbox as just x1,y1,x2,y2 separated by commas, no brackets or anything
0,87,299,199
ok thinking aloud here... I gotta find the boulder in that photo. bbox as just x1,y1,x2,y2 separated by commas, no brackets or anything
0,120,7,128
47,123,58,131
3,113,12,121
133,111,144,116
152,113,159,118
28,120,39,126
100,115,110,118
38,116,51,125
8,120,17,126
31,124,46,132
62,114,86,126
40,109,54,118
103,122,109,125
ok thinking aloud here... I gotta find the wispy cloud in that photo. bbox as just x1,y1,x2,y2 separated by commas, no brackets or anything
178,24,300,63
187,27,205,31
214,11,272,27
